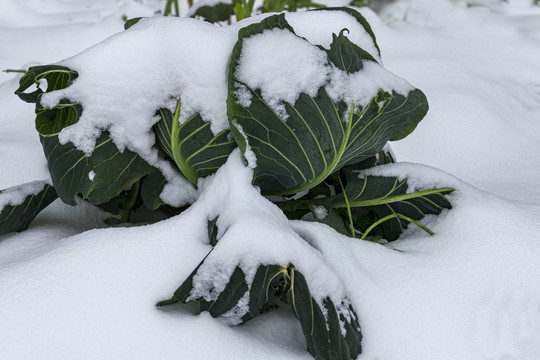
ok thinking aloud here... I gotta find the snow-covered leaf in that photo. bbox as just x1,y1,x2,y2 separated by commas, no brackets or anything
228,13,428,195
0,182,57,236
337,170,454,240
18,65,158,208
288,269,362,360
159,257,363,360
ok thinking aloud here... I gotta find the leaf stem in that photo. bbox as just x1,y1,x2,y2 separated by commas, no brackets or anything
338,175,355,238
117,180,141,223
361,213,434,240
333,187,455,208
164,0,180,16
3,69,26,73
170,100,199,184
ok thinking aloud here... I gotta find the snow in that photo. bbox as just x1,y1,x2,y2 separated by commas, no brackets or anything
236,28,329,119
235,19,412,121
285,9,381,61
326,61,413,108
231,121,257,168
312,205,329,220
1,1,540,359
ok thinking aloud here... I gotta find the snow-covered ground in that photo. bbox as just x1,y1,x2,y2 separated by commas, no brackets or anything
1,0,540,359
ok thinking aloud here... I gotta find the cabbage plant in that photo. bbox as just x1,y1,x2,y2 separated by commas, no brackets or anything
0,8,453,360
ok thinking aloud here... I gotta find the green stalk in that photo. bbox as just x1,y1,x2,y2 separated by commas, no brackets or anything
3,69,26,73
164,0,180,16
338,175,355,238
170,100,199,184
361,213,434,240
117,180,141,223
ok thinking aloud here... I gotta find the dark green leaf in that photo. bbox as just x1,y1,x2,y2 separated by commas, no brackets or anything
160,255,362,359
327,29,378,74
124,17,143,30
15,65,78,103
349,146,396,171
154,101,236,184
207,217,219,246
287,269,362,360
336,171,454,240
205,266,248,317
228,14,428,195
140,169,167,211
191,2,234,23
159,260,248,318
244,264,289,320
35,100,81,136
311,7,380,56
157,250,213,307
40,132,154,206
0,182,58,236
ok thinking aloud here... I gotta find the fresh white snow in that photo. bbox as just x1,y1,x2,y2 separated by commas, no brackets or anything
1,1,540,359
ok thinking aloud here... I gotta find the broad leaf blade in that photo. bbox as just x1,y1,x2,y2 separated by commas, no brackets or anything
205,266,248,317
124,17,143,30
159,263,248,318
140,169,167,211
35,101,81,136
245,264,289,320
15,65,78,103
23,64,175,213
154,103,236,184
0,182,58,236
159,256,363,359
287,269,362,360
41,132,154,206
228,14,428,195
337,171,454,240
190,2,234,23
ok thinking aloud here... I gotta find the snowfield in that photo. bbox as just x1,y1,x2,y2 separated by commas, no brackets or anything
1,0,540,359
